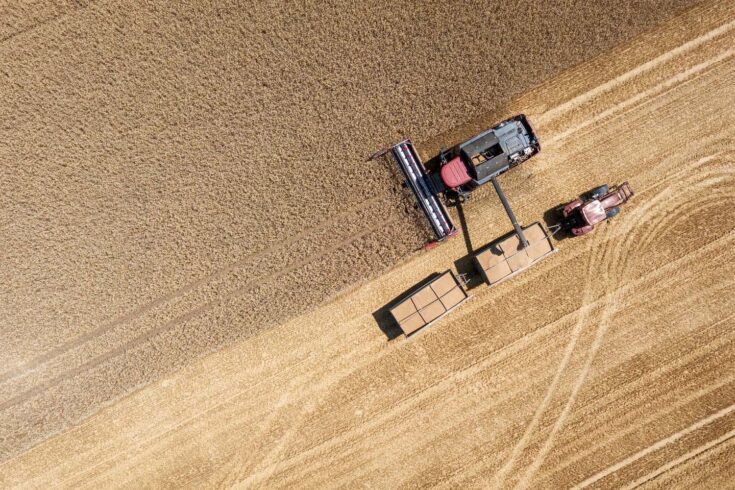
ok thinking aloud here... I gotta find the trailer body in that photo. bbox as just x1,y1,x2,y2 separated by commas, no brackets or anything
388,270,468,337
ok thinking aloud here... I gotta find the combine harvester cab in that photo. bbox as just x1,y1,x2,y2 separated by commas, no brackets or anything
454,114,540,187
375,115,540,249
388,270,468,338
390,140,458,246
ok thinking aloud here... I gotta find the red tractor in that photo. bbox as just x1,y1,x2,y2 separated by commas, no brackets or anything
558,182,634,236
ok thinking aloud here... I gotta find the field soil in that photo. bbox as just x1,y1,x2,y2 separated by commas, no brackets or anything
2,0,734,487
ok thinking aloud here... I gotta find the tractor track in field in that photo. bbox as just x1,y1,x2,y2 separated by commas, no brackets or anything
510,146,735,488
209,231,735,488
574,405,735,489
618,430,735,489
437,324,735,490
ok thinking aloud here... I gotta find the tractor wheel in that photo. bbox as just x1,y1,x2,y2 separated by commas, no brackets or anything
606,206,620,219
589,184,609,199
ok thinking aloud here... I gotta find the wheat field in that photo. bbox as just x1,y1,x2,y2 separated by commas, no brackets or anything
1,0,733,488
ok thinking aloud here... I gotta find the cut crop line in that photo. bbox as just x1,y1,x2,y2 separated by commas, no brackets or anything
544,48,735,146
537,18,735,125
573,404,735,489
623,430,735,490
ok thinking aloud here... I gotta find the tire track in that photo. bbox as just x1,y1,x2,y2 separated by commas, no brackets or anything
310,274,735,489
622,430,735,490
512,175,662,489
427,200,735,489
637,168,735,256
507,196,640,489
535,310,735,483
226,231,735,486
543,49,735,147
511,89,734,487
54,306,389,487
5,0,735,482
512,149,733,488
535,18,735,126
572,404,735,489
491,234,603,489
434,316,734,490
346,237,735,487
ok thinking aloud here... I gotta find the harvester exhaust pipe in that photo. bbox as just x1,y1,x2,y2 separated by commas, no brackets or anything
491,176,529,248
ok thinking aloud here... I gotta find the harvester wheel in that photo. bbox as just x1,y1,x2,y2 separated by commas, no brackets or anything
606,206,620,219
589,184,609,199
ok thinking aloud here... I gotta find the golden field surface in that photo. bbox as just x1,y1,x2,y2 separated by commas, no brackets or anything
2,0,734,487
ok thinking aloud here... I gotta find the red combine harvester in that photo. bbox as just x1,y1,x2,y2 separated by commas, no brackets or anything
379,114,542,249
557,182,634,236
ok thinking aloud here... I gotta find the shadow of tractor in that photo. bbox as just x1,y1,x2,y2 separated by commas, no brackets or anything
543,202,575,241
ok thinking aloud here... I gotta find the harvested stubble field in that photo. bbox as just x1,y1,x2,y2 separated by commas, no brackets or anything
1,0,734,487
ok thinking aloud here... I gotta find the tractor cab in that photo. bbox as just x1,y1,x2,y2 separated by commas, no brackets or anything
560,182,634,236
580,200,607,226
